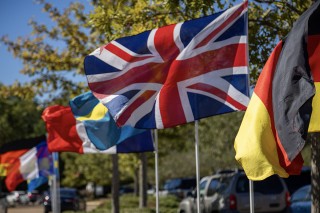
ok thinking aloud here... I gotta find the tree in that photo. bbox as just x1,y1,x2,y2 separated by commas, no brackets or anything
61,153,113,187
0,83,45,146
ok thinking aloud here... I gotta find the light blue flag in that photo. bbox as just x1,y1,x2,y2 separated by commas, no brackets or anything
28,176,48,192
69,92,152,151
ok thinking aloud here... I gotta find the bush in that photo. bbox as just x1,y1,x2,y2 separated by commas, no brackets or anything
91,194,179,213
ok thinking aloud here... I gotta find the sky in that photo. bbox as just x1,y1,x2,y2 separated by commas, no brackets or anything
0,0,244,86
0,0,92,86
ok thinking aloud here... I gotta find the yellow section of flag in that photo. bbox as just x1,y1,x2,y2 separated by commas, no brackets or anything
76,103,107,121
309,83,320,132
234,93,289,180
0,164,7,176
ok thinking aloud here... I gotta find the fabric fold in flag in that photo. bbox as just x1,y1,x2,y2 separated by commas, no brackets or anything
70,91,148,151
307,4,320,133
235,1,320,180
0,136,46,176
42,93,154,154
28,176,48,192
84,0,250,129
5,141,52,191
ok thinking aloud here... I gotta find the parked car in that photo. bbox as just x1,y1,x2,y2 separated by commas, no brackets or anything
178,170,290,213
289,184,311,213
6,191,28,206
43,188,86,213
161,177,196,199
119,185,134,195
27,190,41,204
282,166,311,195
0,193,8,213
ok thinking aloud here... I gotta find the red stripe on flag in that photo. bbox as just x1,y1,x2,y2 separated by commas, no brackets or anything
254,41,303,173
89,61,167,100
117,90,157,126
105,43,153,63
188,83,247,110
154,24,180,61
308,35,320,82
42,106,84,153
159,85,187,128
155,24,187,127
170,44,247,82
5,159,24,191
195,1,247,49
89,43,247,101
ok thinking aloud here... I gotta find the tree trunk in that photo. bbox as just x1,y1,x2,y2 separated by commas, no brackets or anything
310,132,320,213
112,154,119,213
139,153,148,208
134,167,139,196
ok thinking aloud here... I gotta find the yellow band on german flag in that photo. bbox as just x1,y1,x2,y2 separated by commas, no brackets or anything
308,35,320,133
309,83,320,132
235,93,289,180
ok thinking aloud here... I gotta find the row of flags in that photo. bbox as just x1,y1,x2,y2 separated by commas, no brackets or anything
42,92,154,154
1,92,154,191
1,0,319,192
0,0,250,192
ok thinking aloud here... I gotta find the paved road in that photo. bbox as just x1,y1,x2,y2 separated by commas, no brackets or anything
7,199,105,213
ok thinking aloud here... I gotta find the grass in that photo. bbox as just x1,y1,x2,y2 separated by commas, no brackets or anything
89,194,180,213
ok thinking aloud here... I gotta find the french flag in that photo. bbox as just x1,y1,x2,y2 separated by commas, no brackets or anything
5,142,52,191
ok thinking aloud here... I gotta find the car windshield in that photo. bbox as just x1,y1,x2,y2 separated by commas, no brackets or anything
46,189,78,198
164,178,196,190
60,189,77,198
164,179,181,190
236,175,284,194
205,176,233,196
291,185,311,202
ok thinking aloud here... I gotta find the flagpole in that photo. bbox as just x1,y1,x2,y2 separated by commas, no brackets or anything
52,152,61,213
244,0,254,212
249,180,254,213
154,129,159,213
195,120,201,213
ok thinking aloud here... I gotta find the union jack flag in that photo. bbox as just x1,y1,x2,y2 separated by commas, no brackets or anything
84,1,250,129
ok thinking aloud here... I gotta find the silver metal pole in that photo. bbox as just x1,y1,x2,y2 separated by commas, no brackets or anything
51,175,57,213
245,1,254,213
52,152,61,213
195,120,201,213
154,129,159,213
249,180,254,213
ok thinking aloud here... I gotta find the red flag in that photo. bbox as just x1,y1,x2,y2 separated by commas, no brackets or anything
42,105,83,153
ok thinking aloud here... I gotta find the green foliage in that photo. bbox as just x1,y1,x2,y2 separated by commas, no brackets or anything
247,0,313,83
91,194,179,213
0,84,46,146
89,0,235,42
61,153,113,187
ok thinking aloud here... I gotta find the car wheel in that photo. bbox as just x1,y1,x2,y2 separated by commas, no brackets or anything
81,202,87,211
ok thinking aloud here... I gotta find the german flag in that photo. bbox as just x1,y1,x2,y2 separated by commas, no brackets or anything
0,136,46,176
308,5,320,132
235,1,320,180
